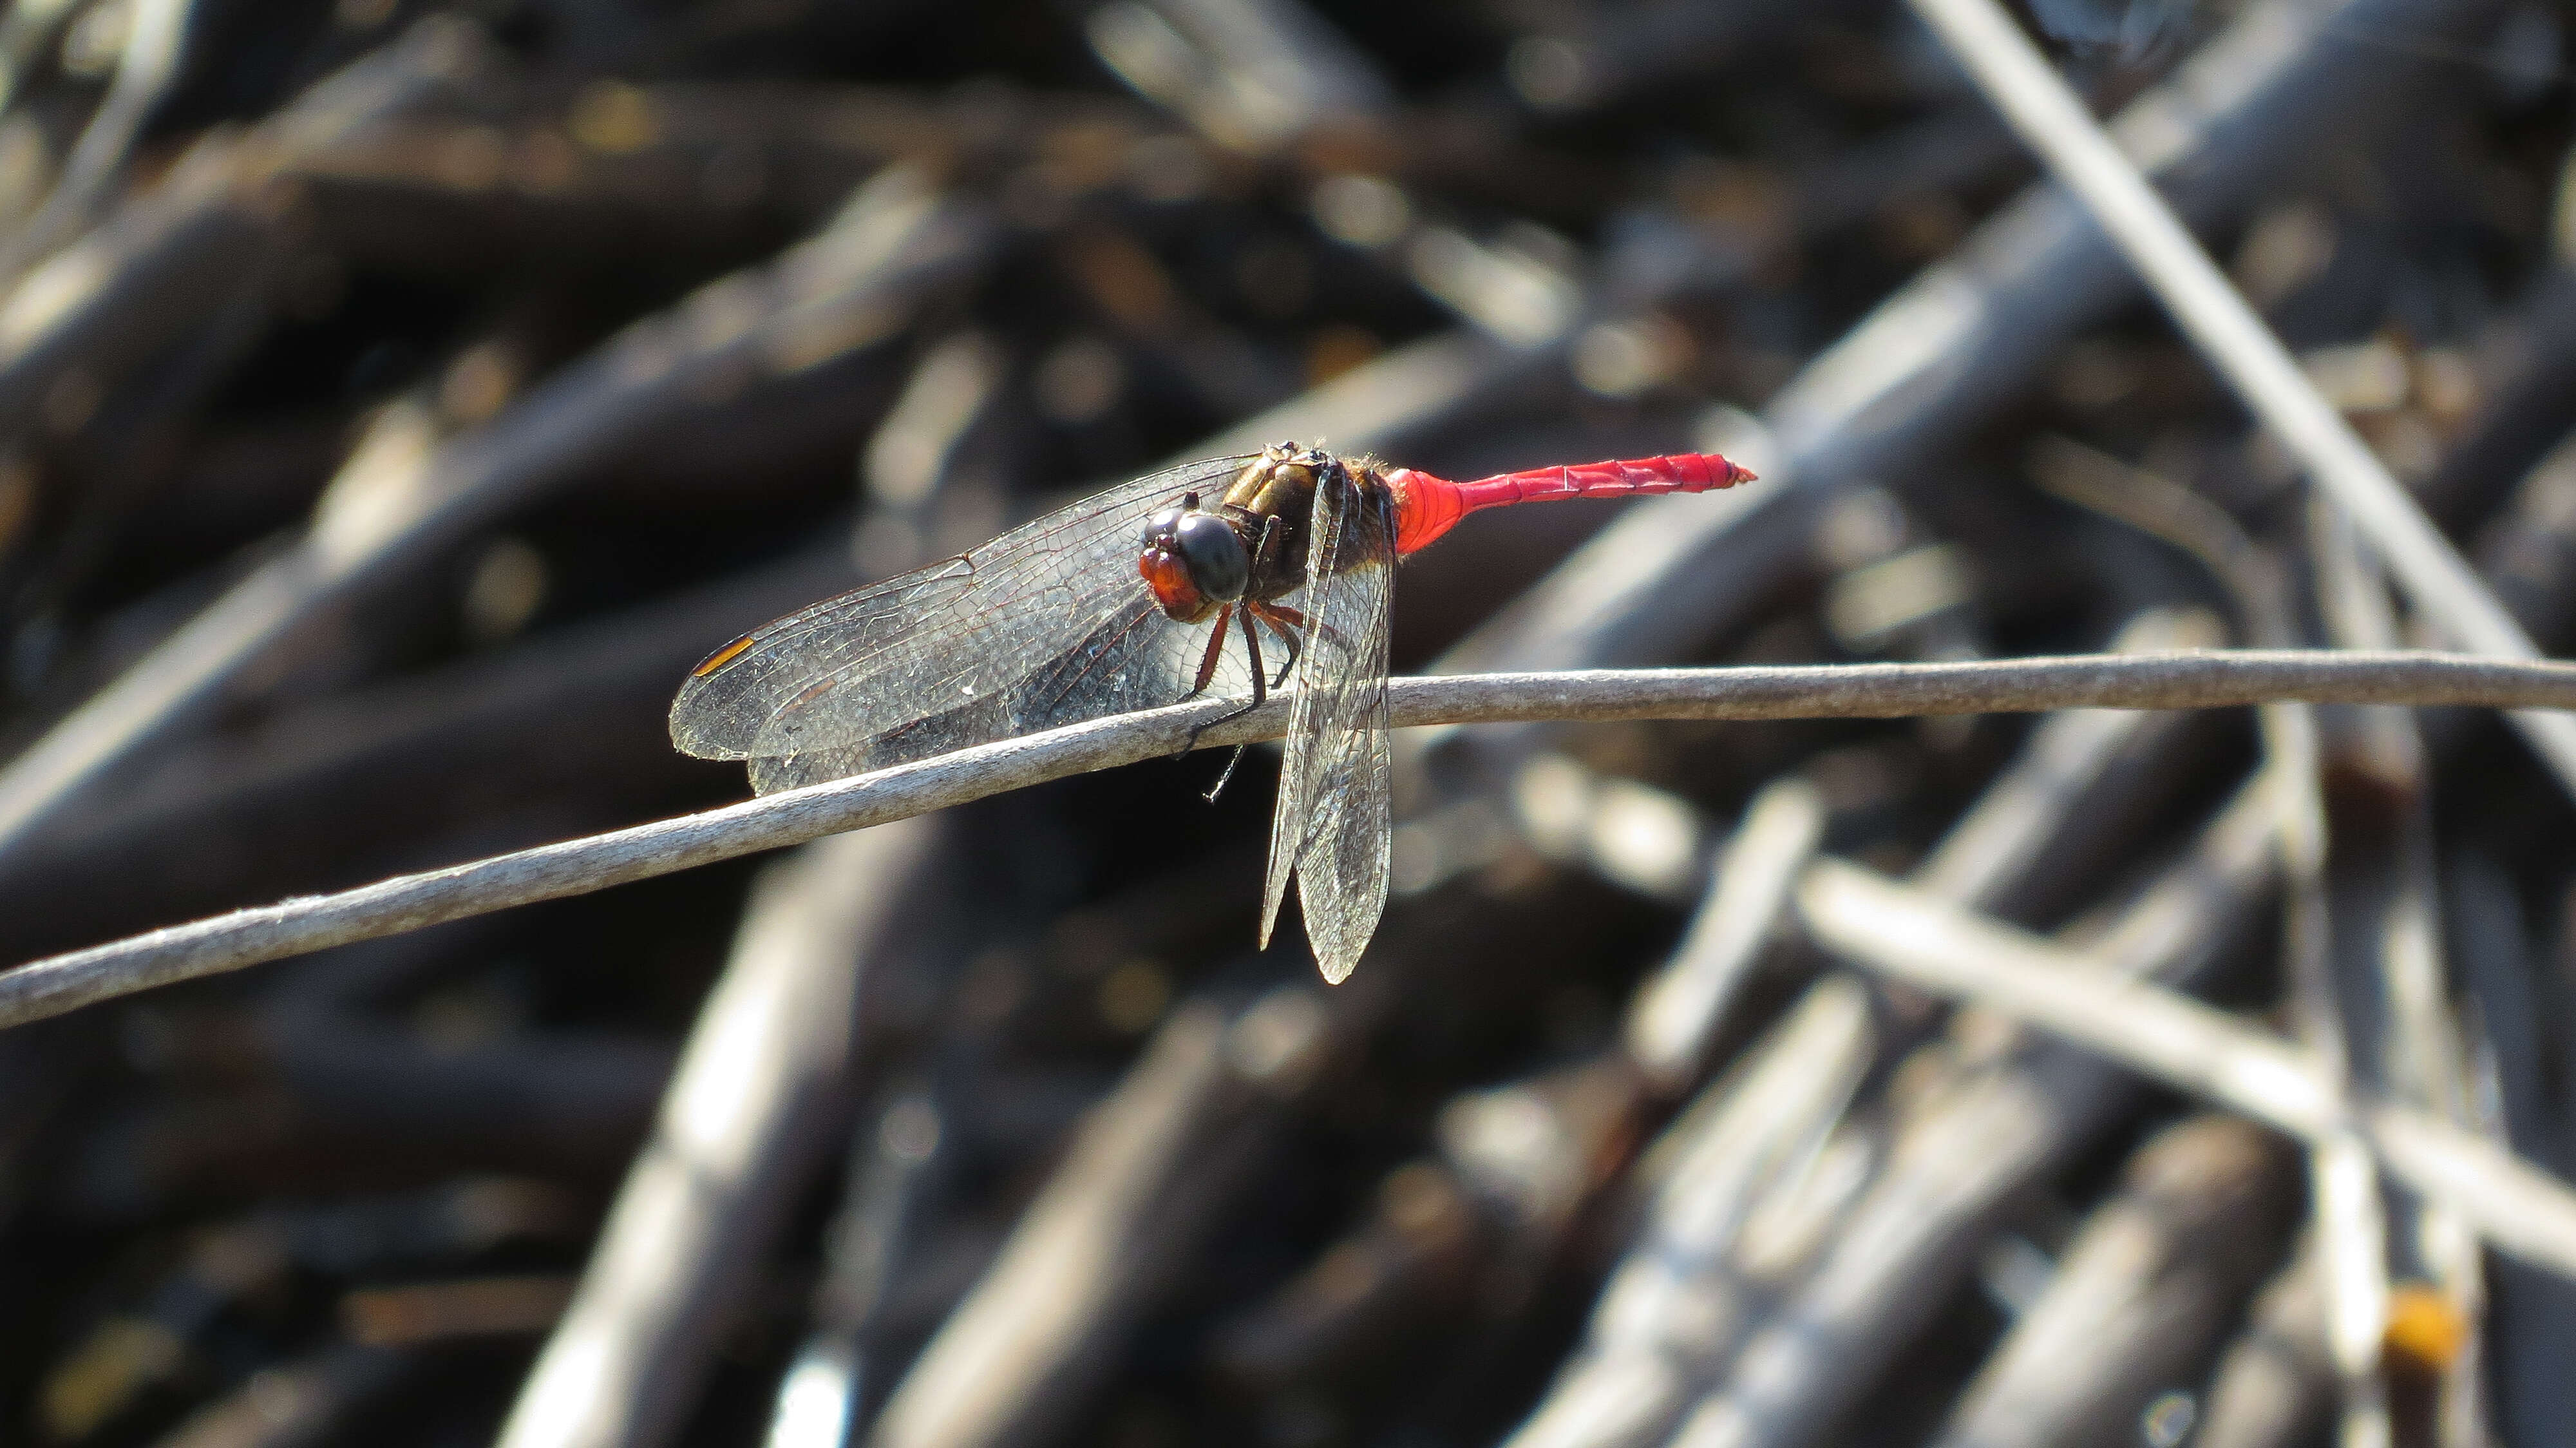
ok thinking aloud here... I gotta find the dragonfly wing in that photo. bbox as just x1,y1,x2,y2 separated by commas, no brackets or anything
671,454,1255,787
744,689,1020,793
1292,696,1392,984
1260,472,1396,984
741,590,1231,790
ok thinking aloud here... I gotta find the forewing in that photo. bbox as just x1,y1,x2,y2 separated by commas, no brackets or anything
671,454,1255,782
1259,473,1395,984
742,590,1248,791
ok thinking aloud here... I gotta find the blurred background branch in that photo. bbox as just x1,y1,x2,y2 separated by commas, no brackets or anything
0,1,2570,1445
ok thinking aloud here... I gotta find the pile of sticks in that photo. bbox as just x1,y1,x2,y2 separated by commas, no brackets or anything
1,1,2573,1446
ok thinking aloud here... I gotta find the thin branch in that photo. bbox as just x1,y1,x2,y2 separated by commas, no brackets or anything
1513,975,1878,1448
0,21,484,441
1656,776,2284,1448
2197,1241,2340,1448
1622,776,1826,1089
1427,0,2469,791
1794,859,2576,1283
0,0,199,286
2032,437,2389,1442
1906,0,2576,796
0,162,992,864
1903,605,2226,919
1927,1117,2303,1448
4,649,2575,1031
497,822,940,1448
2311,497,2425,1448
870,986,1326,1448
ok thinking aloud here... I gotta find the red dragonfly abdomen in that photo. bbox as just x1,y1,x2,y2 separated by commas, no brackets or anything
1383,451,1757,557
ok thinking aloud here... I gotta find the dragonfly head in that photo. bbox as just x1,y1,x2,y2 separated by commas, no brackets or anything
1139,494,1251,622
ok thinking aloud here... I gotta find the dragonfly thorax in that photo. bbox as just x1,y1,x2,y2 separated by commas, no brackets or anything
1139,443,1350,623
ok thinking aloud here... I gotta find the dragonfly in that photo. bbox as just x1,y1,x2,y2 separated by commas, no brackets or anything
670,442,1755,984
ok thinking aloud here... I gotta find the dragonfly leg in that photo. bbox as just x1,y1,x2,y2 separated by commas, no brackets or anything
1180,603,1265,776
1200,610,1272,799
1247,602,1304,687
1191,604,1274,801
1241,608,1268,707
1183,605,1234,699
1204,743,1249,802
1252,512,1286,573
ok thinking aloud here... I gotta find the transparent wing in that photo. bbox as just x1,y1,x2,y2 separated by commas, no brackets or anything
741,590,1249,790
1259,472,1395,984
672,454,1256,791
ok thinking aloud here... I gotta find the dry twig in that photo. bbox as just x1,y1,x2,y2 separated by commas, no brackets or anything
5,651,2575,1031
1795,859,2576,1282
1906,0,2576,791
498,821,942,1448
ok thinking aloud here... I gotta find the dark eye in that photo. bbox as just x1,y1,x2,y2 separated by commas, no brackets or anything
1139,509,1183,549
1173,511,1250,602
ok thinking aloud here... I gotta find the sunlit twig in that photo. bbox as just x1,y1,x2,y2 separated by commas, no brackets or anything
3,649,2573,1031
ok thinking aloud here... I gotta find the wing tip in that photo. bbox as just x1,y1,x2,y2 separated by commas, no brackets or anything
1259,835,1296,953
667,709,752,761
670,638,770,760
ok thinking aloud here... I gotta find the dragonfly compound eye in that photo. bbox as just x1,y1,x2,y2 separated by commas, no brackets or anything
1138,506,1244,622
1172,510,1251,602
